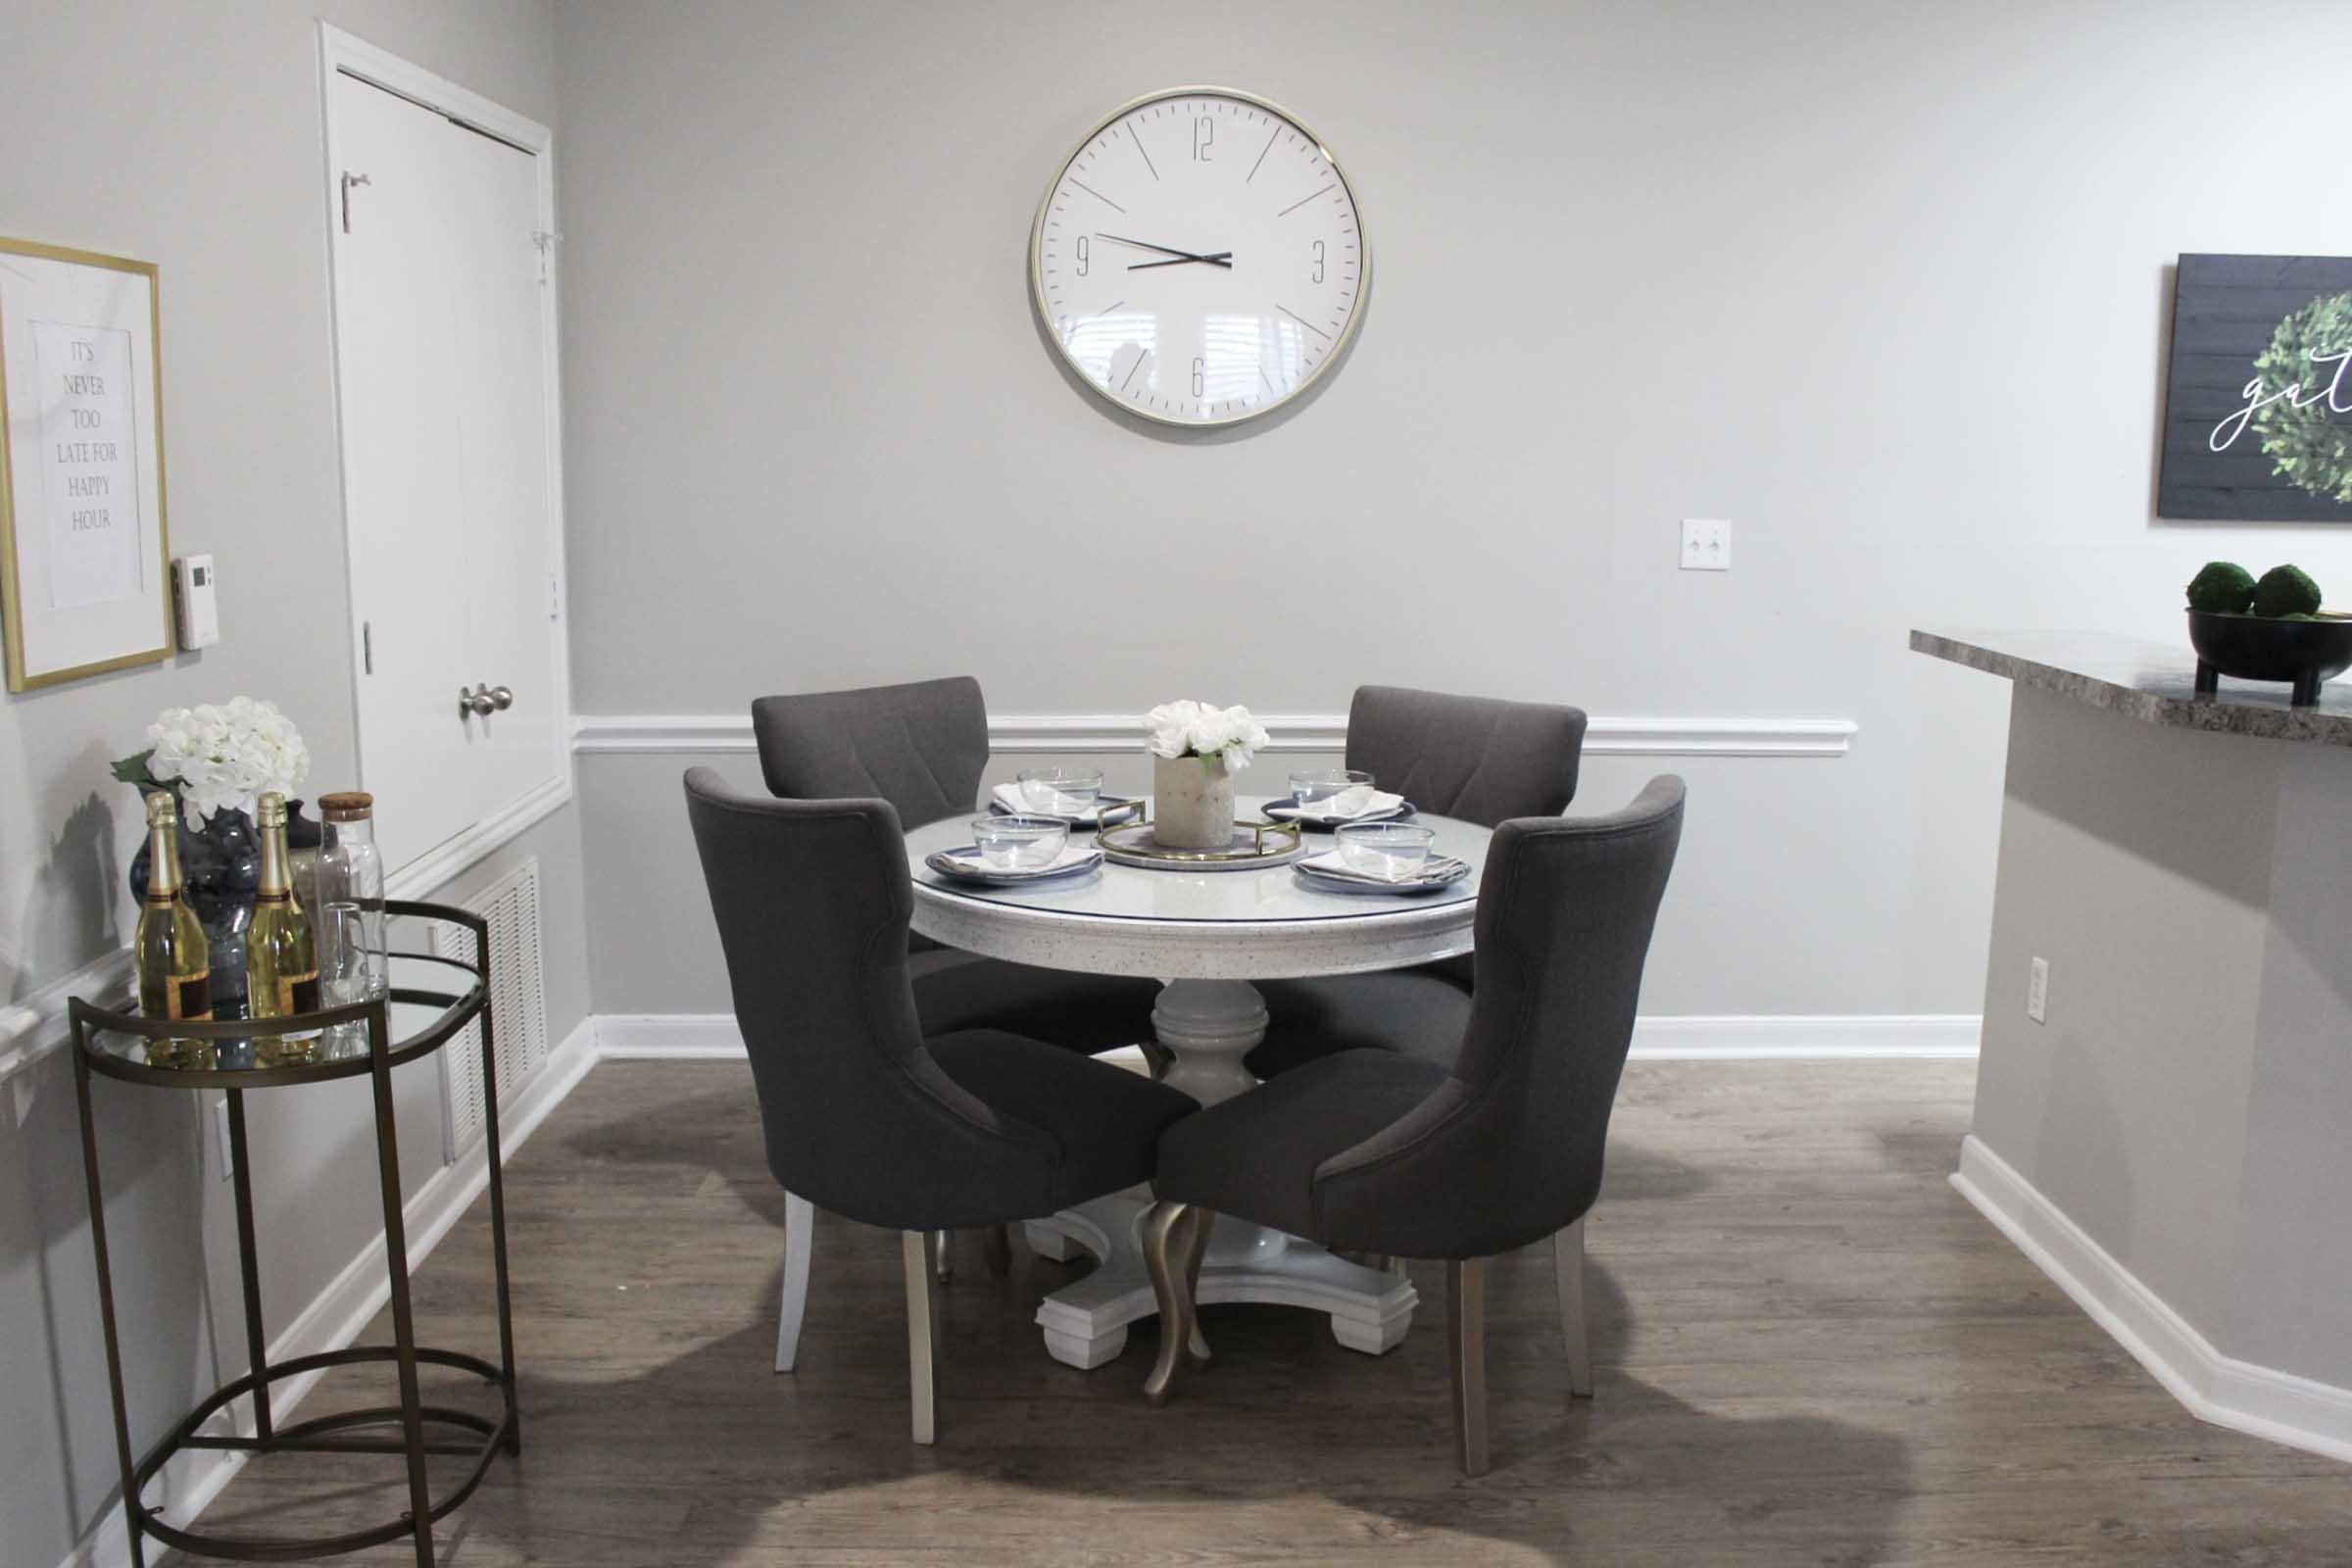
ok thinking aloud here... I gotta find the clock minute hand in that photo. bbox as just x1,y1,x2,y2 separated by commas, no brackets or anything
1128,252,1233,270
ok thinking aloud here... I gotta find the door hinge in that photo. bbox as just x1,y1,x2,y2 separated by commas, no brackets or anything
548,572,561,620
531,229,561,283
341,171,372,234
363,619,374,674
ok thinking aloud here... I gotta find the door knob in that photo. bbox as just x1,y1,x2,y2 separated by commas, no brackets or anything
489,685,514,711
460,684,496,718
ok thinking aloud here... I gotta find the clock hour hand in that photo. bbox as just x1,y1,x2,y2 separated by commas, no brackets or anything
1097,233,1234,269
1128,251,1233,270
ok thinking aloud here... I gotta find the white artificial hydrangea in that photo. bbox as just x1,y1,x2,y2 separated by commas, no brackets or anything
1144,700,1272,771
144,697,311,829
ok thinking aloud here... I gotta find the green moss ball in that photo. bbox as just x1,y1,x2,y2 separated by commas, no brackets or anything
2186,561,2258,613
2252,564,2324,618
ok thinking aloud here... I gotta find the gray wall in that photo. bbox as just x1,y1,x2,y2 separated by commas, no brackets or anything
0,6,579,1565
556,0,2352,1021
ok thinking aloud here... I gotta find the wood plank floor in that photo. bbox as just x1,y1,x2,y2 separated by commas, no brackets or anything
192,1060,2352,1565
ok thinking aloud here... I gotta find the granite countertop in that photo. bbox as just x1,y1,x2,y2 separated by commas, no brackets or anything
1911,628,2352,748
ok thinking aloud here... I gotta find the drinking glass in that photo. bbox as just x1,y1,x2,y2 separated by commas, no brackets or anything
970,814,1068,869
1017,767,1104,817
1335,820,1435,880
1290,767,1375,815
317,904,374,1059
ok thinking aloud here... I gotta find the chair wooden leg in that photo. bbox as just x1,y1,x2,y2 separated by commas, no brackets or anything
1446,1258,1490,1477
983,1221,1013,1278
1180,1204,1212,1364
1141,1200,1197,1406
902,1230,941,1445
1555,1217,1593,1397
933,1228,954,1283
774,1192,813,1373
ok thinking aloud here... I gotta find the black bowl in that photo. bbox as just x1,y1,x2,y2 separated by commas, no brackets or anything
2186,610,2352,706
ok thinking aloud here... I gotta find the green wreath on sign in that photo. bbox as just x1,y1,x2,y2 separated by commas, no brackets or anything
2252,290,2352,505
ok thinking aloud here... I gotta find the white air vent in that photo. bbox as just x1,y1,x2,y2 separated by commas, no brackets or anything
433,858,548,1162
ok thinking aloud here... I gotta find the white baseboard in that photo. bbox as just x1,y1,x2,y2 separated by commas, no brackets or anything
1952,1134,2352,1464
594,1010,1982,1062
58,1016,599,1568
593,1012,748,1058
1630,1013,1982,1059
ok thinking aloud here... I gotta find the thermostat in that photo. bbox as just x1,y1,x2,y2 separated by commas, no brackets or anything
172,555,219,650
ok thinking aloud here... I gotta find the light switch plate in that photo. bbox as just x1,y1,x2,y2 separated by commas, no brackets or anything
2027,956,2049,1024
1680,518,1731,570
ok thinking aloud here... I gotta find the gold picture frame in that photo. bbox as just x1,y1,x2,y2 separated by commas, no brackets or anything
0,236,172,692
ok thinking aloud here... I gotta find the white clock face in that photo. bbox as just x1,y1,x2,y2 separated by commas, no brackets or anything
1030,88,1368,427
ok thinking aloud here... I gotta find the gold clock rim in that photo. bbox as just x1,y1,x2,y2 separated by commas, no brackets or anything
1026,84,1372,431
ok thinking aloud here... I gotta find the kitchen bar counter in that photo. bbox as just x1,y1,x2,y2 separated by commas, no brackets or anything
1916,627,2352,1464
1910,627,2352,745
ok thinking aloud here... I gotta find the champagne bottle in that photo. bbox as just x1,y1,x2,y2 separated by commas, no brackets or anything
135,791,216,1070
247,791,322,1065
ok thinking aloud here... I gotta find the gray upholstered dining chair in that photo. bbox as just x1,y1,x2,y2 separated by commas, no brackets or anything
1139,777,1685,1476
1247,684,1589,1079
753,675,1165,1326
751,676,1161,1054
684,768,1194,1443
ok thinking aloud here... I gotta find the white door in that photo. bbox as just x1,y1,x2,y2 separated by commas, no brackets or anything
327,68,559,875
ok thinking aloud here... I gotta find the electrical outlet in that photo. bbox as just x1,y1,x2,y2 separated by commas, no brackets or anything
1680,517,1732,571
2027,956,2049,1024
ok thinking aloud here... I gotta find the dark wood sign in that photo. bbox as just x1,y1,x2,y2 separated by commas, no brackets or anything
2160,254,2352,522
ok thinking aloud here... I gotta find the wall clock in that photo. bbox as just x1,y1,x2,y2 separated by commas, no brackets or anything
1029,87,1369,428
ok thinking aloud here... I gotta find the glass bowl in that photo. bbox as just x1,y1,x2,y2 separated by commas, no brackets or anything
1290,767,1375,815
1017,767,1104,817
971,814,1069,869
1335,820,1434,880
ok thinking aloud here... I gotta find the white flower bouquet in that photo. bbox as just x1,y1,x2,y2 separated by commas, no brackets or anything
1144,700,1272,772
1143,700,1270,849
113,697,312,829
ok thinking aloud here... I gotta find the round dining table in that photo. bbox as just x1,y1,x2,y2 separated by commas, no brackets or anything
906,797,1493,1370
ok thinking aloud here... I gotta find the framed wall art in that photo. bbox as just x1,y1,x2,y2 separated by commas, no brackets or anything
2160,254,2352,522
0,236,172,691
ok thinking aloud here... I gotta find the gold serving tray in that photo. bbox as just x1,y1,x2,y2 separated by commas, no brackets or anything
1096,816,1305,872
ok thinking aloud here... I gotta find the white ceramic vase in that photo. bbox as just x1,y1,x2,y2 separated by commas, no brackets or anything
1152,755,1236,850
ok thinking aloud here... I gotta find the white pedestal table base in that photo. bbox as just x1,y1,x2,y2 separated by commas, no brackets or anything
1028,977,1418,1369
